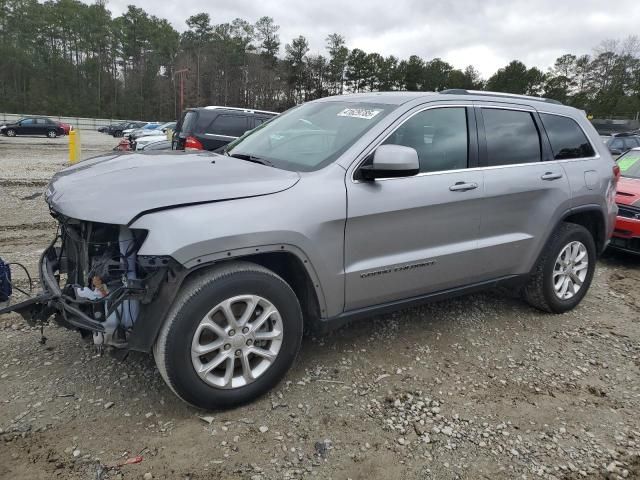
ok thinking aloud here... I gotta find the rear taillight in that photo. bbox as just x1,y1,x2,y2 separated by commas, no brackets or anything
613,164,621,185
184,136,204,151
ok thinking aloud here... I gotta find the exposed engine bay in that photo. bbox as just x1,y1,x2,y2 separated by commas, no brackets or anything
4,212,174,351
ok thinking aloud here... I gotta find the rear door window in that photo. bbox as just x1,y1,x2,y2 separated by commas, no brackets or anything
482,109,541,166
539,113,595,159
209,115,248,137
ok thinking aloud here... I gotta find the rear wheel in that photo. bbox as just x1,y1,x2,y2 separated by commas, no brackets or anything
523,223,596,313
47,130,57,138
153,262,303,409
6,129,16,137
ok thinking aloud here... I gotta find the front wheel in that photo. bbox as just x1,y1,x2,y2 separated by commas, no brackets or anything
5,129,16,137
153,262,303,410
47,130,57,138
523,222,596,313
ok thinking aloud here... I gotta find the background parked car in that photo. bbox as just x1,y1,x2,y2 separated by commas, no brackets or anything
173,106,277,151
123,122,159,138
129,122,174,141
605,132,640,157
140,139,172,151
133,133,169,150
129,122,175,150
0,117,65,138
113,138,133,151
610,148,640,254
132,121,176,140
100,122,129,135
111,121,145,137
56,121,73,135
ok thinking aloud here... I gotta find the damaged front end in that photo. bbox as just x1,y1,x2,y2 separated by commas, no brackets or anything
1,213,180,351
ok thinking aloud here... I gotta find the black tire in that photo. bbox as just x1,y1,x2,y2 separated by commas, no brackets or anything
523,222,596,313
113,131,122,138
47,130,57,138
153,261,303,410
6,129,16,137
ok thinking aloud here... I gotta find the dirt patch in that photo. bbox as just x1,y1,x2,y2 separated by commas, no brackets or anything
603,252,640,312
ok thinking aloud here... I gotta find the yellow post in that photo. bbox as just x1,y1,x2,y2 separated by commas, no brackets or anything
165,128,173,141
68,130,81,164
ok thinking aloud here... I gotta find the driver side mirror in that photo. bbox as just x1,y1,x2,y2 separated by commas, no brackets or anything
359,144,420,181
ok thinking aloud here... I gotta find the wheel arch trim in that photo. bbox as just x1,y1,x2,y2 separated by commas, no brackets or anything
528,204,607,277
127,244,327,353
182,243,327,317
559,204,608,254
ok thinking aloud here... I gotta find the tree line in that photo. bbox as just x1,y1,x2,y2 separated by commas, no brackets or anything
1,0,639,121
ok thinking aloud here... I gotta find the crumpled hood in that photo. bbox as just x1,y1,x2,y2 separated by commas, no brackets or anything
45,151,300,225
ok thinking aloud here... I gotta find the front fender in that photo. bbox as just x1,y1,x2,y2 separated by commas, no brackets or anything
129,168,347,318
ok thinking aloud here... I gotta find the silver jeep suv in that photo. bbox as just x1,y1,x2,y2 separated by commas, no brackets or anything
2,90,618,409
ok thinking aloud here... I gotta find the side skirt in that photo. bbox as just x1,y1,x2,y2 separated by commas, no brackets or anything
314,275,526,333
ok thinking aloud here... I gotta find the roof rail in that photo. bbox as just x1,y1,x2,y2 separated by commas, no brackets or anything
439,89,563,105
201,105,279,115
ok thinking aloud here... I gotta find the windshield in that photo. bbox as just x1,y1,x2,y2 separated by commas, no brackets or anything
225,101,395,171
617,150,640,179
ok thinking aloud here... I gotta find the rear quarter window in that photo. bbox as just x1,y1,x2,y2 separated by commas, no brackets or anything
208,115,248,137
179,111,199,134
254,116,272,127
539,113,595,160
610,138,624,150
624,137,640,149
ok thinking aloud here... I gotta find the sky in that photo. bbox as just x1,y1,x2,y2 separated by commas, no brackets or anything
102,0,640,78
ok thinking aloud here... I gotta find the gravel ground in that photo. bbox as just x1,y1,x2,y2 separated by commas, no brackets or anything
0,133,639,480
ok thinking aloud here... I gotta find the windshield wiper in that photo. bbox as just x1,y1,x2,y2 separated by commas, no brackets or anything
227,152,273,167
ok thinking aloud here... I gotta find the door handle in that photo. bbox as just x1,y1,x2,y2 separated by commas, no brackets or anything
541,172,563,181
449,181,478,192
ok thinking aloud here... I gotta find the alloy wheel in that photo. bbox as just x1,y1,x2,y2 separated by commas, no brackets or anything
191,295,283,389
552,241,589,300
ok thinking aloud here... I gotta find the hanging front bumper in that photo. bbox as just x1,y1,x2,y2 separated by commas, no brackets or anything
0,244,106,332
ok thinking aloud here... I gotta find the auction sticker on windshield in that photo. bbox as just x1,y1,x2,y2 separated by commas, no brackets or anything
337,108,382,120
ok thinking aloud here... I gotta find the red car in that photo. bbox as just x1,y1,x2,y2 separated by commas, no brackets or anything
610,148,640,254
113,138,132,151
56,121,73,135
